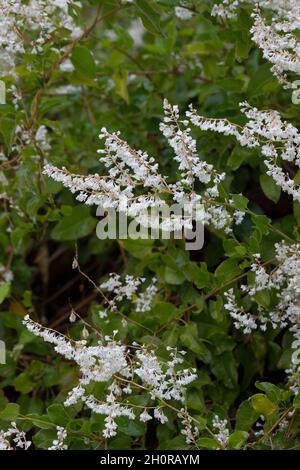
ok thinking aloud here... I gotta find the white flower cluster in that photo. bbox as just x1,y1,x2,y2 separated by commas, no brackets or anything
59,58,75,73
212,0,299,21
178,408,199,444
128,19,145,47
43,100,241,234
0,421,31,450
224,241,300,392
23,315,197,440
160,100,225,191
251,9,300,89
225,241,300,333
212,2,300,89
224,288,258,334
0,265,13,285
43,124,169,230
175,6,193,21
269,242,300,328
100,273,157,313
134,282,158,313
0,0,82,77
286,327,300,395
35,125,51,153
187,102,300,202
212,415,230,449
53,84,81,95
8,84,22,110
83,385,135,438
135,346,196,402
24,315,130,384
246,253,270,296
48,426,68,450
212,0,241,18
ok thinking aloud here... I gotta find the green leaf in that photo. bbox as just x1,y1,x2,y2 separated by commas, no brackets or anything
135,0,163,36
235,41,250,62
248,63,279,97
196,437,219,449
113,71,129,104
228,147,250,170
47,404,70,426
228,430,248,449
260,174,281,203
254,289,270,308
211,352,237,389
117,416,146,436
122,239,154,259
0,282,10,304
14,373,34,394
183,262,211,289
215,258,241,280
33,429,57,449
251,214,271,236
0,403,20,421
180,324,211,363
186,389,205,412
231,194,248,211
293,394,300,409
27,414,53,430
209,296,224,323
71,46,96,79
0,117,15,148
255,382,283,403
159,435,190,450
164,266,185,285
235,400,259,431
151,301,176,322
250,393,277,416
185,42,216,57
293,201,300,226
51,205,97,241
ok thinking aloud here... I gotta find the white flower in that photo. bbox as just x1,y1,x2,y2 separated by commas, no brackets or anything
224,288,257,333
233,210,245,225
140,409,152,422
53,85,81,95
0,0,82,77
212,415,229,449
224,240,300,394
212,2,300,88
43,101,237,233
134,278,157,313
48,426,68,450
175,6,193,21
187,101,300,202
23,316,197,439
0,422,31,450
99,274,157,312
59,59,75,73
36,125,51,152
0,265,13,284
178,408,199,444
154,408,168,424
128,19,145,46
251,9,300,89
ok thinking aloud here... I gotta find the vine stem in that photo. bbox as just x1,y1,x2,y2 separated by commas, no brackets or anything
247,406,294,449
114,375,216,443
17,414,104,446
155,257,275,335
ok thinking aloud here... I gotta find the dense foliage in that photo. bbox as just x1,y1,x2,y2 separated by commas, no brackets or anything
1,0,300,451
